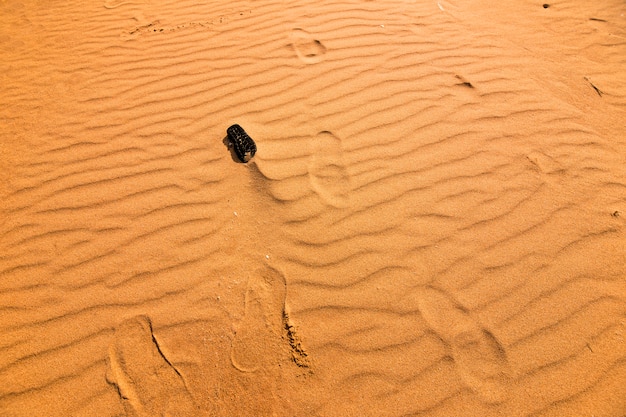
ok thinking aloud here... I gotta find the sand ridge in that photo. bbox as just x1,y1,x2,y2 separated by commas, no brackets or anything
1,0,625,416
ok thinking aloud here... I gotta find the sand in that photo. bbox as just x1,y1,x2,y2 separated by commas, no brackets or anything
1,0,625,415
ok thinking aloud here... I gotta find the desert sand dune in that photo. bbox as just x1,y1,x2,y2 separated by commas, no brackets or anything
1,0,625,416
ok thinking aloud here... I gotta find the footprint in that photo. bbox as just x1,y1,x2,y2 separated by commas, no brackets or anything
230,267,288,372
416,287,512,404
104,0,134,9
526,151,566,186
106,315,199,416
308,131,351,208
289,28,327,64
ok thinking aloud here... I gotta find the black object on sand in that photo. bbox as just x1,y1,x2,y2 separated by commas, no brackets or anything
227,124,257,163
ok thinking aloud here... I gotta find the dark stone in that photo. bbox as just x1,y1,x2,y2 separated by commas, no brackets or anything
227,124,257,163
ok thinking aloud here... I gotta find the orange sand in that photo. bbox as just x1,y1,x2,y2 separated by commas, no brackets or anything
1,0,625,416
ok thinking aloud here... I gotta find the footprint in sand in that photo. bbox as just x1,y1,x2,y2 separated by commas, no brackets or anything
230,266,288,372
289,28,327,64
106,315,198,416
526,151,565,185
308,131,351,208
230,266,310,372
416,287,512,404
103,0,134,8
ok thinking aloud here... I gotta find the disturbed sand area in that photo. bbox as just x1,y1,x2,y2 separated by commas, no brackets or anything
1,0,626,416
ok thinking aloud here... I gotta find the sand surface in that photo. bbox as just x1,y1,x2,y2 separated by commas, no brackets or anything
1,0,626,416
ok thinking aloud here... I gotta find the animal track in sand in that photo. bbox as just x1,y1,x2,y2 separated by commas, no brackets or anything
106,315,198,416
119,10,252,39
308,130,351,208
416,287,512,404
289,28,327,64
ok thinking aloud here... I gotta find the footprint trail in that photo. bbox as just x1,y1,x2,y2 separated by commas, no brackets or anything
416,287,512,404
106,315,199,417
230,266,288,372
290,28,327,64
308,130,351,209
